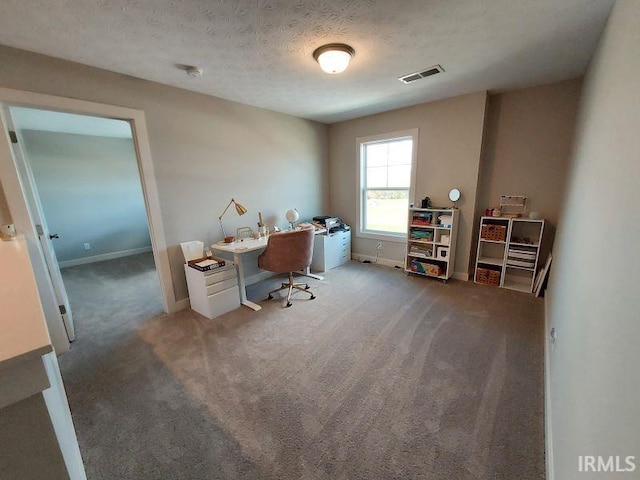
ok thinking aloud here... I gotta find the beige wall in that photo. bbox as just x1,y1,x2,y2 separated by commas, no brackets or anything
328,92,487,278
0,45,328,302
476,79,582,267
547,1,640,478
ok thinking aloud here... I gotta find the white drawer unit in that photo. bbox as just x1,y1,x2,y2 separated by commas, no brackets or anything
311,230,351,272
184,263,240,319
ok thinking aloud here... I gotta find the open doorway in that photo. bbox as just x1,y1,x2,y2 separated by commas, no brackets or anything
7,106,163,345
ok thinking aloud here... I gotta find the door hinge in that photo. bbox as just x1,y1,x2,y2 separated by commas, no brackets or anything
59,304,67,315
36,224,44,236
8,131,18,144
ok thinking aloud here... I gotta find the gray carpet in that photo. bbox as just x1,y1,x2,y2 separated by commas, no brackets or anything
59,255,545,480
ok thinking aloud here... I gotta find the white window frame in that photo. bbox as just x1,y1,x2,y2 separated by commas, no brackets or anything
356,128,418,243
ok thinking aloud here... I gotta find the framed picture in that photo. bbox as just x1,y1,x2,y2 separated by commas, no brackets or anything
534,253,553,297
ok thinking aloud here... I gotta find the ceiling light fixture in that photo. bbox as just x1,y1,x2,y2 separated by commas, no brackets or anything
313,44,355,74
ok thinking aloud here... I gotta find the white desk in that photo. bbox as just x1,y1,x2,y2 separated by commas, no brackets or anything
211,230,325,311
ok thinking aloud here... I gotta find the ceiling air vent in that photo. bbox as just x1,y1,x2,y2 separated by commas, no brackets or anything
398,64,445,84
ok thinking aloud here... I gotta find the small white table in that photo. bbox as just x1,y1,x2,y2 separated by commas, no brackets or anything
211,231,324,311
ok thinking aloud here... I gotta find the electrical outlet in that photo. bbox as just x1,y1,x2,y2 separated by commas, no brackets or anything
83,242,91,251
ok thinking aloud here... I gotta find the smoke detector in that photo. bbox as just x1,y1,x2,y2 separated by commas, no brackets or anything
186,66,203,78
398,65,444,84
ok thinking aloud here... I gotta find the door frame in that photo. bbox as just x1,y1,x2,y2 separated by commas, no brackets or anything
0,87,176,353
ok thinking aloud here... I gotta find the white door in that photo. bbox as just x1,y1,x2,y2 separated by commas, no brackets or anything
3,108,75,341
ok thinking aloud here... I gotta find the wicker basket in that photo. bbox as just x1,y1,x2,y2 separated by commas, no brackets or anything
481,224,507,242
476,267,501,286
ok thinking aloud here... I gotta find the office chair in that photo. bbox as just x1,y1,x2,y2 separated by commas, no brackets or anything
257,226,316,307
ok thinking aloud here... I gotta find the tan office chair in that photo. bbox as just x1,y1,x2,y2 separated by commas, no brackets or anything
257,226,316,307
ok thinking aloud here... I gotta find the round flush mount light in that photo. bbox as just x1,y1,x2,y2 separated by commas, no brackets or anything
186,66,203,78
313,43,355,74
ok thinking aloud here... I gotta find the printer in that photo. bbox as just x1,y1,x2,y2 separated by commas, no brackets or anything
313,216,350,233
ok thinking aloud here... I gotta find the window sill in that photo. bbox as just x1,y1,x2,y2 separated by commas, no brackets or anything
357,231,407,243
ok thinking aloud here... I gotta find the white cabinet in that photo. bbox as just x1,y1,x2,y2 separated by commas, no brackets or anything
311,230,351,272
0,237,85,480
474,217,545,293
184,264,240,319
405,208,459,281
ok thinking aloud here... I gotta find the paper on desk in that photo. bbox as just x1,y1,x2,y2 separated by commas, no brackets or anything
195,259,219,268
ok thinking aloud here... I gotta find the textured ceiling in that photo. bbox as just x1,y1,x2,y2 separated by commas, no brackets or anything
0,0,614,123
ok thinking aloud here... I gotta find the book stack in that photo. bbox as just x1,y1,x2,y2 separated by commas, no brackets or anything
188,255,228,272
411,212,433,226
410,230,433,242
409,245,433,257
506,248,536,269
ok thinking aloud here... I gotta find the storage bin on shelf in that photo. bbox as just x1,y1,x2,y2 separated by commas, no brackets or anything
436,246,449,260
476,267,501,286
410,260,442,276
481,224,507,242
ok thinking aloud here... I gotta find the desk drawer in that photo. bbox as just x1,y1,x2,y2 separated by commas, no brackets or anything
206,277,238,296
207,286,240,318
204,267,237,286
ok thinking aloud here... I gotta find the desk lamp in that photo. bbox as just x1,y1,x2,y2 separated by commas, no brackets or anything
219,198,247,239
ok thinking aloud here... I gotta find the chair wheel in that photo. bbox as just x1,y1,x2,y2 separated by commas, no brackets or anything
310,295,316,300
267,294,273,300
305,284,310,289
286,302,292,308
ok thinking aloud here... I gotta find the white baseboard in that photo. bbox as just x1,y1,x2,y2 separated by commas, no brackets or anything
245,270,275,286
352,253,470,281
351,253,404,269
174,297,191,312
59,246,152,268
453,271,469,281
544,293,554,480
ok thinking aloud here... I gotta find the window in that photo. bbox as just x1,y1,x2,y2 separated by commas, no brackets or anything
357,129,417,241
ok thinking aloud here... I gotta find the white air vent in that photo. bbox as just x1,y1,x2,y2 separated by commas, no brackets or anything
398,65,445,84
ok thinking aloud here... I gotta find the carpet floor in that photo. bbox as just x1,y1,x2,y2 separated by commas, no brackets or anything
59,256,545,480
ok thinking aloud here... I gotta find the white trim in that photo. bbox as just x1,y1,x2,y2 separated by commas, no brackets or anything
245,270,275,286
174,297,191,311
0,88,177,331
357,231,407,243
351,252,404,269
351,252,469,281
452,271,469,281
544,293,555,480
59,246,153,268
356,128,419,242
42,352,87,479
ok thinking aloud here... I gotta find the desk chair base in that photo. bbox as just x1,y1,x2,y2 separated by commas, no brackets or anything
267,273,315,307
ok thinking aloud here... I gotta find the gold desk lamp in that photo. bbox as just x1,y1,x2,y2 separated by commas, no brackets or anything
218,198,247,241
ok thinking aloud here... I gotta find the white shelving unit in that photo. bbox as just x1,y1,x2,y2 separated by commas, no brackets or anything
405,207,459,282
474,216,545,293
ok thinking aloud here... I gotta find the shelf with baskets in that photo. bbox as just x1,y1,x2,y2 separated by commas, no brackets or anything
474,216,545,293
405,207,459,282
